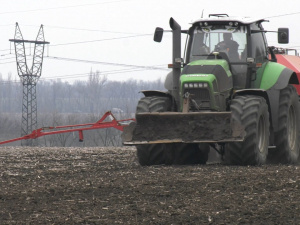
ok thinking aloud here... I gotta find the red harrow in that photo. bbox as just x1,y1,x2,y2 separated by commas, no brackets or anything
0,111,135,145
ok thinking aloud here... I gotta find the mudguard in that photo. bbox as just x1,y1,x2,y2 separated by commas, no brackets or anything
140,90,172,98
260,62,298,90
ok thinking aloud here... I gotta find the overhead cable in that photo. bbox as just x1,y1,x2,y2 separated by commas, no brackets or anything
50,34,152,47
46,56,169,71
266,11,300,19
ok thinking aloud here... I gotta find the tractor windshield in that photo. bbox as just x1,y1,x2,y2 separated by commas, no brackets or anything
189,25,247,63
188,24,249,88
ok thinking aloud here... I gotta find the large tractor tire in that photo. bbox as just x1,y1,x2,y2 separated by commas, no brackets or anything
135,96,171,166
271,85,300,164
226,95,269,165
135,96,209,166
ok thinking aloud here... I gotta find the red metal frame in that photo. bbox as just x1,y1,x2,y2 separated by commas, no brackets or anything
276,54,300,95
0,111,135,145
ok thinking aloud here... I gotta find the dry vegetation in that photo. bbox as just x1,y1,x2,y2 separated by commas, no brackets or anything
0,146,300,224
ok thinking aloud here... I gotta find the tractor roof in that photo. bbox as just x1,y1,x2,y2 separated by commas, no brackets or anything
192,14,268,25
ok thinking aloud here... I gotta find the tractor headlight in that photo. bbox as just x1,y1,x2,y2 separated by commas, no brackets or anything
183,82,209,88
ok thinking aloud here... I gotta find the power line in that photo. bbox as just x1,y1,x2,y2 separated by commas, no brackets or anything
266,11,300,19
50,34,152,47
46,56,168,71
43,69,145,80
22,24,142,35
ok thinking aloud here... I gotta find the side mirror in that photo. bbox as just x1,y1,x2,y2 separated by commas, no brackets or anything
278,28,289,44
154,27,164,42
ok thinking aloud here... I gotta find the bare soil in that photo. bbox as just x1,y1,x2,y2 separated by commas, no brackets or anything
0,146,300,224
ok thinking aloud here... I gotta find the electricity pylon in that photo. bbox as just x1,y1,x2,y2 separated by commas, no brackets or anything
9,23,49,146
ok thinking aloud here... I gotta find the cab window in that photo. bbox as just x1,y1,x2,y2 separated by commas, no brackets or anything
250,23,268,63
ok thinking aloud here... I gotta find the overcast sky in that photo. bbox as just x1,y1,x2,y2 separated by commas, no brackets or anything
0,0,300,83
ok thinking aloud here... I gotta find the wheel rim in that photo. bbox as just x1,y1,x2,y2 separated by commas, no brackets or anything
287,105,297,151
258,115,267,153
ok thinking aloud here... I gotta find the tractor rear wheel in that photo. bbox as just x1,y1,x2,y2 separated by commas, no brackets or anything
272,85,300,164
135,96,171,166
226,95,269,165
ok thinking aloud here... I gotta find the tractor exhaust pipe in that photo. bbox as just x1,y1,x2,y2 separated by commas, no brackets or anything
169,18,181,110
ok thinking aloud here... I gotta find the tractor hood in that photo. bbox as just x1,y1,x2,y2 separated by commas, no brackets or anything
181,59,232,92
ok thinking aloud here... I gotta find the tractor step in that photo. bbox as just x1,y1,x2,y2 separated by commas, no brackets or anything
122,112,245,144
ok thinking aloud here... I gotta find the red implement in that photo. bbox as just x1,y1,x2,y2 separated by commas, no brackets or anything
0,111,135,145
276,54,300,95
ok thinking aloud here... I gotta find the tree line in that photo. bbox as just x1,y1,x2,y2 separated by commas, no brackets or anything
0,71,165,147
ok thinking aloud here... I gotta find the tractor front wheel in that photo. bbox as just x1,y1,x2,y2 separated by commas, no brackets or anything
226,95,269,165
135,96,171,166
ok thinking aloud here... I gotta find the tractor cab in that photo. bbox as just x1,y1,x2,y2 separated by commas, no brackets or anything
185,15,271,90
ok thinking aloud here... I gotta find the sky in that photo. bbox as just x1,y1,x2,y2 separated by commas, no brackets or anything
0,0,300,83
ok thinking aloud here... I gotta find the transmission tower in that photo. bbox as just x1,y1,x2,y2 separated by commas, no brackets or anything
9,23,49,146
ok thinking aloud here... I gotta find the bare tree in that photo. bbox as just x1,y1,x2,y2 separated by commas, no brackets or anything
87,70,107,113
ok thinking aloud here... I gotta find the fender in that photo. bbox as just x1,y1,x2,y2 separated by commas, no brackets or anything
270,68,298,89
260,62,298,90
140,90,176,110
233,89,269,100
140,90,173,99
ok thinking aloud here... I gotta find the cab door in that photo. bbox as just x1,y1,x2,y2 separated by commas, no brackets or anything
249,23,269,88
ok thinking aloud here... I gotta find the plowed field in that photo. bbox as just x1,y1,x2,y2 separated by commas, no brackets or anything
0,147,299,224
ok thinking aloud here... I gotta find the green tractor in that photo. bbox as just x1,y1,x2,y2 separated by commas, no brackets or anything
122,14,300,166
